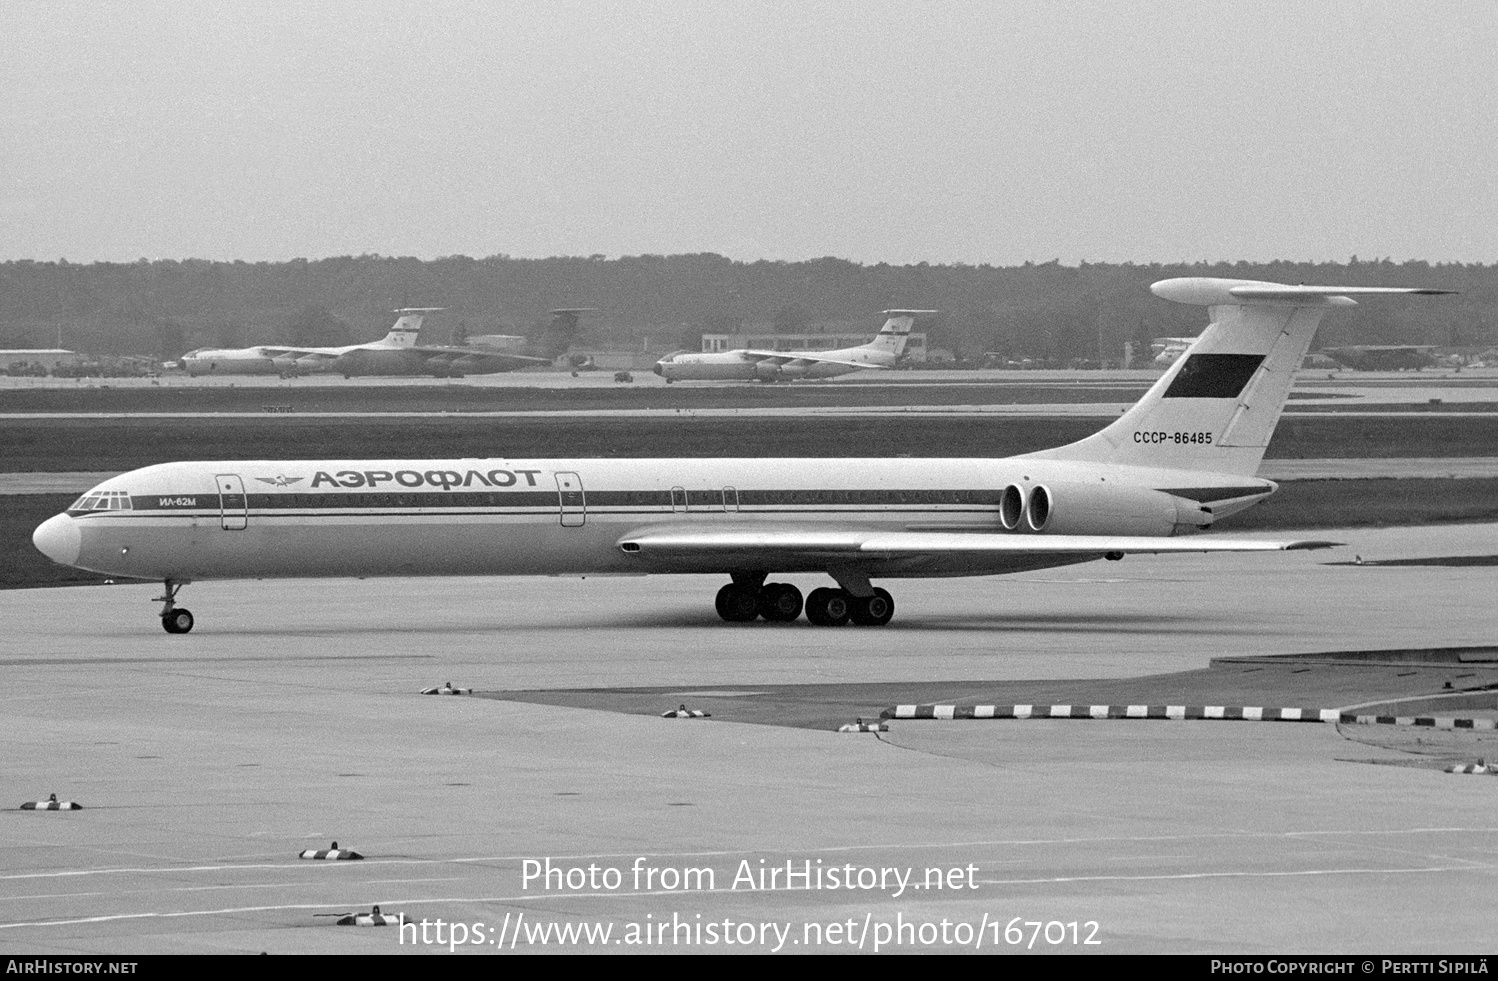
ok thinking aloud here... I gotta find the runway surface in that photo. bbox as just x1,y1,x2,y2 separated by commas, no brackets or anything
3,523,1497,954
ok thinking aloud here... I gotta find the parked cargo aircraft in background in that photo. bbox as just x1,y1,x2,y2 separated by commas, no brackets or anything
182,308,594,377
1151,336,1198,366
1318,344,1440,371
36,280,1450,634
182,308,439,377
653,309,936,382
1157,336,1440,372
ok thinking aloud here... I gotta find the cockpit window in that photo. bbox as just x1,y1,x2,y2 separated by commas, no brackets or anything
68,490,132,513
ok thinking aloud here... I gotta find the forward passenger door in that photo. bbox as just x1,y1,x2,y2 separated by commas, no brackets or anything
556,472,586,527
216,474,248,530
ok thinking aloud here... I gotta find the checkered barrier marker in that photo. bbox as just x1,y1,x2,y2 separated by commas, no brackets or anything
881,704,1345,722
880,704,1498,730
20,800,82,811
662,709,710,718
300,848,364,860
1445,764,1493,775
421,685,470,695
838,722,888,733
1339,714,1497,730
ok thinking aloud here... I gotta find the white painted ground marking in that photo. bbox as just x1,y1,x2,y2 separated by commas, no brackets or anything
11,858,1497,933
978,865,1490,886
6,827,1492,885
0,878,466,904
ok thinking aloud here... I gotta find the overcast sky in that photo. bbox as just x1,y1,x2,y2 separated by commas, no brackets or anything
3,1,1494,266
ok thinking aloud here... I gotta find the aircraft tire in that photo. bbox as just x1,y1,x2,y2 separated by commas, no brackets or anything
757,583,803,622
805,588,851,627
849,588,894,627
715,584,759,622
161,609,194,634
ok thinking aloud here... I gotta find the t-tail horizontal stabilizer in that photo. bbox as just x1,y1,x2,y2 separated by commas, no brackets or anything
383,307,445,347
1027,278,1453,477
868,309,938,356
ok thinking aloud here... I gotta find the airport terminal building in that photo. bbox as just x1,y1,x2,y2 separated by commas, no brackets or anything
1,348,80,371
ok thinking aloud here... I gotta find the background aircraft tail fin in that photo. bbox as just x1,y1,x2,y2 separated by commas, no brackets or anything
535,308,596,359
382,307,444,348
1026,279,1453,476
864,309,936,357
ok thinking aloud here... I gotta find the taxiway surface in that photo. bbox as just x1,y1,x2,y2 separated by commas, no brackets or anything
2,523,1496,954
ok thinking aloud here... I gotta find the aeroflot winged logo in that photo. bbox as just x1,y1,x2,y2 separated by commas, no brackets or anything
254,475,305,487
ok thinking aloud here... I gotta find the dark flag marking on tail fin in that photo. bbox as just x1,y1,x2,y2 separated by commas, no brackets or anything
1163,354,1266,399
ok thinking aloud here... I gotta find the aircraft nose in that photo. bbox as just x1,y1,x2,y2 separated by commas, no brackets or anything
33,513,81,567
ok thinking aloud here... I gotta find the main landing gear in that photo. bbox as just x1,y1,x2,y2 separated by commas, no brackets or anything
155,579,194,634
714,578,894,627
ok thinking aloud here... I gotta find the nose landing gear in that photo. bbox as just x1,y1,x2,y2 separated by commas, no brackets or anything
155,579,194,634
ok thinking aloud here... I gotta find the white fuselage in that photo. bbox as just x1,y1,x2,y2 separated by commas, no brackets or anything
38,457,1268,583
179,347,285,375
182,336,417,376
654,341,905,382
654,348,893,381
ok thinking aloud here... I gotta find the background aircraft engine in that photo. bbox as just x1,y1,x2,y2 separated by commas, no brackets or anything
422,355,462,377
754,360,783,381
271,355,300,373
294,354,330,373
330,351,366,374
1021,482,1207,537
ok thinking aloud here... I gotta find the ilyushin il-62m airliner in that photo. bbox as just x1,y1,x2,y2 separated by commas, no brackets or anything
34,278,1450,634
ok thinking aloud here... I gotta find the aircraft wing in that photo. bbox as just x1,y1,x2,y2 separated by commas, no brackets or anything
739,350,889,369
618,527,1337,564
409,344,554,366
1225,285,1456,301
255,346,318,358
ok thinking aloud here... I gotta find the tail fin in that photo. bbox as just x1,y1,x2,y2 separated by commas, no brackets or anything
535,307,596,359
1027,279,1453,476
382,307,443,348
865,309,936,357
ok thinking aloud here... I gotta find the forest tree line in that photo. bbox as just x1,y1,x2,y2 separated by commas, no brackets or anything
1,253,1494,362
